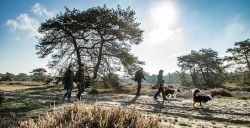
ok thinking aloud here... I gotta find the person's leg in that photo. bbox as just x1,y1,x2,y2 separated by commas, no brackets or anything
160,85,167,100
67,89,72,102
154,84,161,99
82,82,85,94
78,82,85,100
136,81,141,96
77,83,81,100
62,90,68,101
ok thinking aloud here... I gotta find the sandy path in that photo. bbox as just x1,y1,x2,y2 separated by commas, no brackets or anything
80,94,250,128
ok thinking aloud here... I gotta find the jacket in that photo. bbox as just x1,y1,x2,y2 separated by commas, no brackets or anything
157,74,164,84
63,69,74,90
75,69,85,82
134,70,145,82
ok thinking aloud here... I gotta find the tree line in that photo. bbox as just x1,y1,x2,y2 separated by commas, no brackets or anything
0,68,48,82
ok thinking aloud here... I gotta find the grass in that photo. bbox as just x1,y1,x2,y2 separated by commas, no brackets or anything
0,82,249,128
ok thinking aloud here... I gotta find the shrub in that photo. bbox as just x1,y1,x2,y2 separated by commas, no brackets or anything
101,73,120,89
19,103,167,128
88,88,99,95
208,88,233,97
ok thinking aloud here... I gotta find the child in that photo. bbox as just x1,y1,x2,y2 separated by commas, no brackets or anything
153,70,167,100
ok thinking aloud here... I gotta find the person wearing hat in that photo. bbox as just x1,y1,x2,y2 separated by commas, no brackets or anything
75,64,85,100
62,64,74,102
154,70,167,100
134,68,145,96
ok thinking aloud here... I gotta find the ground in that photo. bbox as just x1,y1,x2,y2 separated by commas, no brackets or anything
0,82,250,128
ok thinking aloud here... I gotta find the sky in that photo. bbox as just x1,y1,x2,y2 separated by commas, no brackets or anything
0,0,250,75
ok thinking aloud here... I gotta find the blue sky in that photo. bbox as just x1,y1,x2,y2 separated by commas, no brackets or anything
0,0,250,75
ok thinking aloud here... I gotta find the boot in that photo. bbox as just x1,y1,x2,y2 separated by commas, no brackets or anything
62,95,66,101
162,94,167,100
68,98,71,103
153,95,158,100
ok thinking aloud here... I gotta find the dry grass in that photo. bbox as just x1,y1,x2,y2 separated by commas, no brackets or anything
20,103,168,128
0,81,43,86
222,83,250,92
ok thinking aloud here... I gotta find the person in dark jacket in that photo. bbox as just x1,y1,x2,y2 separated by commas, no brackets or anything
75,64,85,100
134,68,145,96
154,70,167,100
62,64,74,102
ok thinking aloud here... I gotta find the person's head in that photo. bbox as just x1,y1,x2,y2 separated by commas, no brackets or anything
80,64,85,70
139,67,143,71
159,70,164,75
68,64,74,71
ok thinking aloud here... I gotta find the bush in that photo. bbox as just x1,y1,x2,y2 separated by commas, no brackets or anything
101,73,120,89
20,103,167,128
208,88,233,97
88,88,99,95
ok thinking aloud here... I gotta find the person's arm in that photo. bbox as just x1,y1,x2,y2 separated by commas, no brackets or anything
142,72,145,80
63,71,68,85
75,70,79,82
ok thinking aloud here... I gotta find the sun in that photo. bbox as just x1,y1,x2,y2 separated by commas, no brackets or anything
150,1,179,28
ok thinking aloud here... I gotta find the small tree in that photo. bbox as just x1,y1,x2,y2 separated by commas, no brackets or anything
1,72,15,81
30,68,47,82
224,39,250,72
178,48,224,86
15,73,29,81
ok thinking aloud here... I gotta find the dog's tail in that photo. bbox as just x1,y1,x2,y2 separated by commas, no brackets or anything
192,88,200,97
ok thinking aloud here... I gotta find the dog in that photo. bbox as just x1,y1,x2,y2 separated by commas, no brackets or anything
164,88,180,99
192,88,213,107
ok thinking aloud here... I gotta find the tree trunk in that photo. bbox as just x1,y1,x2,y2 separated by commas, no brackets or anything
72,37,82,67
199,64,208,85
244,53,250,72
93,35,104,79
190,67,197,86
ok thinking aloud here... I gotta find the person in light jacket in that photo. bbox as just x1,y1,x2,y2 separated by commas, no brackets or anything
154,70,167,100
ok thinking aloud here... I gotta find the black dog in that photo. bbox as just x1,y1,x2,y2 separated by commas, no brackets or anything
192,88,213,107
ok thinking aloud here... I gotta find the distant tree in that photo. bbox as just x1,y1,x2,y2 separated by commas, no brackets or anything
15,73,29,81
146,74,157,84
1,72,15,81
224,39,250,72
30,68,47,82
165,73,175,84
178,48,224,86
179,71,192,86
36,5,144,79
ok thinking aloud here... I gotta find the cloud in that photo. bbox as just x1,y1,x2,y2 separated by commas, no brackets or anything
31,3,54,18
6,13,41,37
5,3,54,38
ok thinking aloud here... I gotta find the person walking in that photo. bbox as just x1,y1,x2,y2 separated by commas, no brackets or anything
75,64,85,100
62,64,74,102
134,68,145,96
153,70,167,100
